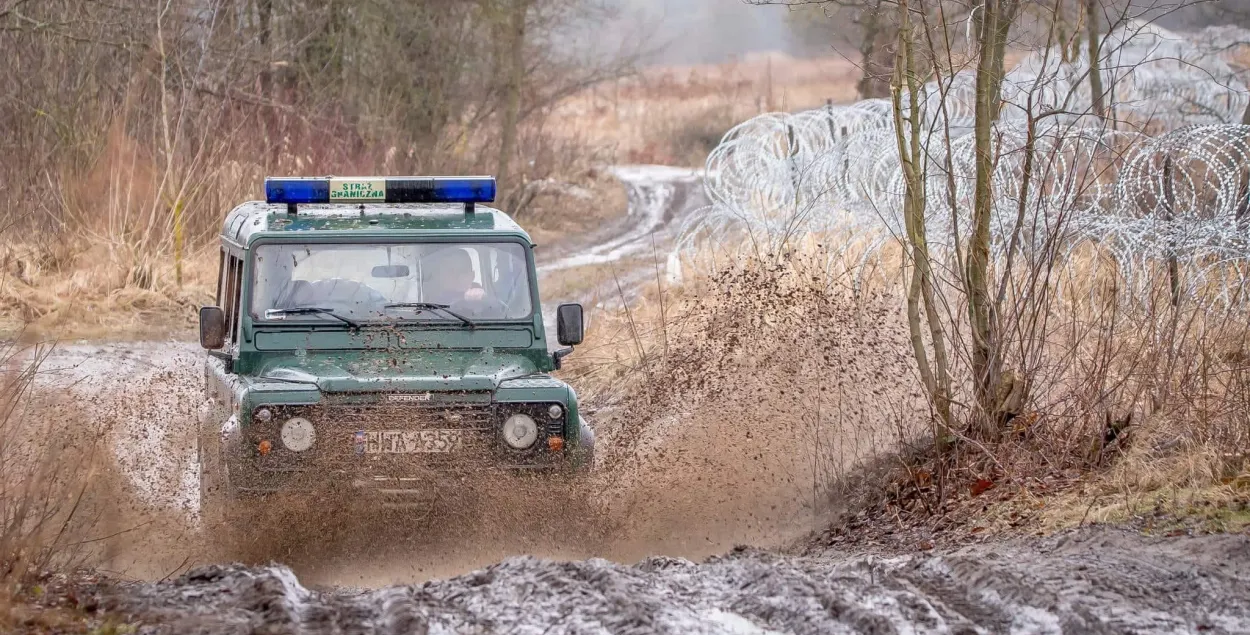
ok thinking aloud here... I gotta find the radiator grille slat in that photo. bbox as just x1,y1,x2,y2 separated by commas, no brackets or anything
317,403,496,431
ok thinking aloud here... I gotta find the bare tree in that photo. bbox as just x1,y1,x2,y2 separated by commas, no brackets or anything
496,0,533,196
965,0,1022,439
758,0,900,99
0,0,642,265
1085,0,1107,120
891,0,955,442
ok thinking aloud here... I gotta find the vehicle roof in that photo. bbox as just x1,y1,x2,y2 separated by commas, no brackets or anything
219,201,531,248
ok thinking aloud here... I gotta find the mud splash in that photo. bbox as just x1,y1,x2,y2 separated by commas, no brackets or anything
34,330,841,587
27,167,926,587
35,341,613,584
85,527,1250,633
22,166,741,585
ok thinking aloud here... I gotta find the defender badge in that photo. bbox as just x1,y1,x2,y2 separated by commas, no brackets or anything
387,393,432,403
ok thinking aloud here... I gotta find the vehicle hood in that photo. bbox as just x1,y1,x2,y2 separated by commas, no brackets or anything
251,349,540,393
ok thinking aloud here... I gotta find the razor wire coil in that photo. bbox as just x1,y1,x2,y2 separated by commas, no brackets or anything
686,21,1250,308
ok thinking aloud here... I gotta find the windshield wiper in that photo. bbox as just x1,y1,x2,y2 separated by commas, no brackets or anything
384,302,475,328
266,306,359,329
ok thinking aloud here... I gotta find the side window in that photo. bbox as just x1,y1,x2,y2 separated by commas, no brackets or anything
230,256,244,345
220,253,245,347
216,250,227,305
222,255,237,341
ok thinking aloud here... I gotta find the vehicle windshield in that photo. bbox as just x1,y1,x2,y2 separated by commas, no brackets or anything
251,242,533,323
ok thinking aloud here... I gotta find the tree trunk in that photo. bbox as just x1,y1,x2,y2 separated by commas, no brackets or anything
967,0,1017,440
891,0,954,446
258,0,276,168
497,0,529,199
856,0,896,99
1084,0,1106,121
1163,156,1181,306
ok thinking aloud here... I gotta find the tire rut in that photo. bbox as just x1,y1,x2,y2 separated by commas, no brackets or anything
90,527,1250,634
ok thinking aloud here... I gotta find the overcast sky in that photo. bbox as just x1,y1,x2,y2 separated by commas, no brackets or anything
602,0,800,65
586,0,1250,67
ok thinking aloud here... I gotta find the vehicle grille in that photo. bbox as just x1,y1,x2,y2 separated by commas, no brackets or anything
318,402,496,432
256,402,503,475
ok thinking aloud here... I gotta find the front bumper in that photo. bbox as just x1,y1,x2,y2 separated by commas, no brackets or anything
221,401,592,500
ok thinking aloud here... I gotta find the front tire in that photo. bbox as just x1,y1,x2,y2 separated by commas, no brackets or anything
197,426,231,533
572,416,596,473
199,431,275,562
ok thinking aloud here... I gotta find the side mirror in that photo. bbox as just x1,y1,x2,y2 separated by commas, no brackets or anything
199,306,226,349
556,303,584,346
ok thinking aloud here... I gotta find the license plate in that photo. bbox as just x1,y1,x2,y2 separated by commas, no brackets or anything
358,430,462,454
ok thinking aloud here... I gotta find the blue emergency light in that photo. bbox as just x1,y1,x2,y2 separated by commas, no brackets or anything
265,176,496,212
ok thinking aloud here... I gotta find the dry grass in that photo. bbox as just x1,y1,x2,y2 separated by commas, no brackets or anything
1041,482,1250,535
801,242,1250,546
0,51,860,340
0,339,112,616
546,51,1030,168
0,245,216,340
524,168,631,249
0,131,610,340
550,54,862,167
1032,406,1250,534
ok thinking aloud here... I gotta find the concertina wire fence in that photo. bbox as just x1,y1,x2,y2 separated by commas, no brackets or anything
682,21,1250,309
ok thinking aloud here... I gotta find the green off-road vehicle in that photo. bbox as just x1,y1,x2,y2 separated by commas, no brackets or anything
197,176,592,518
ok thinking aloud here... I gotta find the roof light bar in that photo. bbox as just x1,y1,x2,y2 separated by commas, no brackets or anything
264,177,496,206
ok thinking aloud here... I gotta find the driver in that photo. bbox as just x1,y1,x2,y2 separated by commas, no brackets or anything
423,248,504,316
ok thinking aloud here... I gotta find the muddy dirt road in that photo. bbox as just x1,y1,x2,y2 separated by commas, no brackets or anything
537,164,704,340
79,527,1250,633
538,165,703,276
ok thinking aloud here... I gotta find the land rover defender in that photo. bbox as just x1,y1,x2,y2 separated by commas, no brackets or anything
197,176,592,519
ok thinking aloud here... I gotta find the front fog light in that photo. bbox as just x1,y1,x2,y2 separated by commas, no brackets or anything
280,417,316,452
502,413,538,449
547,404,563,419
254,407,273,422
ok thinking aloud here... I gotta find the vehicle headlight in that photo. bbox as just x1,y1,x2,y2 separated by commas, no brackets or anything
280,417,316,452
547,404,563,419
502,413,538,449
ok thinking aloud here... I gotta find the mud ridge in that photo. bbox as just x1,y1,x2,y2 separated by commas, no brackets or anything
84,527,1250,634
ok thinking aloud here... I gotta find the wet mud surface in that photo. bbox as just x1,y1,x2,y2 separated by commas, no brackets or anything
81,527,1250,634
